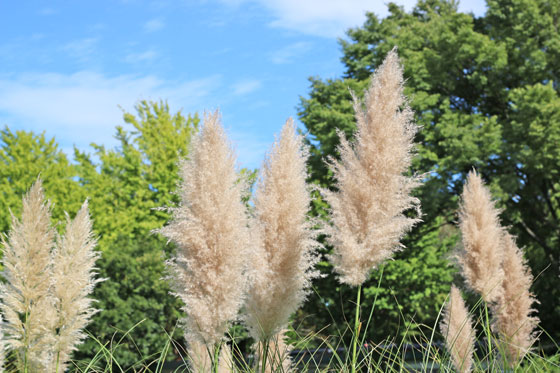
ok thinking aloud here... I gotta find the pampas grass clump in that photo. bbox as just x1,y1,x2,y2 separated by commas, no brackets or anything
440,285,475,373
157,111,251,354
0,180,100,372
50,201,101,372
457,170,504,303
322,47,421,287
244,118,319,345
456,169,540,367
492,233,539,366
0,180,55,370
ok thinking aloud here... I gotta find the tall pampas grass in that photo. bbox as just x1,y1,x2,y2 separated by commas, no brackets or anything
322,47,421,287
457,170,504,303
492,233,539,366
440,285,475,373
49,200,100,372
156,111,251,356
244,118,319,345
0,180,101,372
0,180,56,371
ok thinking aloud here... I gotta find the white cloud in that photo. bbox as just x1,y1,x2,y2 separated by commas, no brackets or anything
124,49,158,63
38,7,58,16
219,0,486,37
0,72,270,168
144,17,165,32
61,38,99,62
231,79,262,96
270,41,311,64
0,71,220,151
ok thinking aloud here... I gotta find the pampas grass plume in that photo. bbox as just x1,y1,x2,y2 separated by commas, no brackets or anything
244,118,319,342
0,179,56,370
492,233,539,365
50,200,101,372
157,110,251,346
458,170,504,303
440,285,475,373
322,47,421,286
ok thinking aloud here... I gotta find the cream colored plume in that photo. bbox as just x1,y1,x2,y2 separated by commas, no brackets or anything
49,200,100,372
245,118,319,342
492,233,539,366
0,179,56,370
440,285,475,373
322,47,421,286
458,170,504,303
157,110,251,346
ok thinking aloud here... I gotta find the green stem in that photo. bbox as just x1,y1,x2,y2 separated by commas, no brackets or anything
484,303,492,363
260,338,270,373
23,309,29,373
212,343,221,373
55,351,60,373
351,285,362,373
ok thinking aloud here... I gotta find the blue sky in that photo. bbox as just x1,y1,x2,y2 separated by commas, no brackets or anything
0,0,486,169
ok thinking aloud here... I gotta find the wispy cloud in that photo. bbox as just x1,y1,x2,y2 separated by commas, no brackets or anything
144,17,165,32
124,49,158,63
231,79,262,96
38,7,58,16
0,72,220,150
61,38,99,63
270,41,310,64
218,0,485,38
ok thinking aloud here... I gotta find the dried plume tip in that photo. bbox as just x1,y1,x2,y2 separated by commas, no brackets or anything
50,200,101,372
157,110,251,346
440,285,475,373
491,233,539,366
245,118,319,342
322,47,421,286
457,170,504,303
0,179,55,370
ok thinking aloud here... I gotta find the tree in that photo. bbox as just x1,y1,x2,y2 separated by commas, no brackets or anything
298,0,560,342
0,127,84,233
73,100,200,366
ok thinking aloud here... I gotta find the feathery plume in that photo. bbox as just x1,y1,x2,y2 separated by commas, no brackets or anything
0,179,56,371
492,233,539,366
245,118,319,342
322,47,421,286
187,341,233,373
440,285,475,373
157,110,251,347
49,200,100,372
457,170,504,303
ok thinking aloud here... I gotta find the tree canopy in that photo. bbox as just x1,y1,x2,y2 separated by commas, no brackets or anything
299,0,560,342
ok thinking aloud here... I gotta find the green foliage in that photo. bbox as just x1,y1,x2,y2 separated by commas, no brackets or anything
298,0,560,342
71,100,199,366
0,127,84,233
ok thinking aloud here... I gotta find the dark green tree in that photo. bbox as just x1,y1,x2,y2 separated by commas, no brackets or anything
299,0,560,342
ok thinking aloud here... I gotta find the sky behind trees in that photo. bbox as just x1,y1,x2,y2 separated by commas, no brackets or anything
0,0,485,168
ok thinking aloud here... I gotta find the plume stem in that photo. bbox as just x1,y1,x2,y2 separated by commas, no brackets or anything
351,285,362,373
